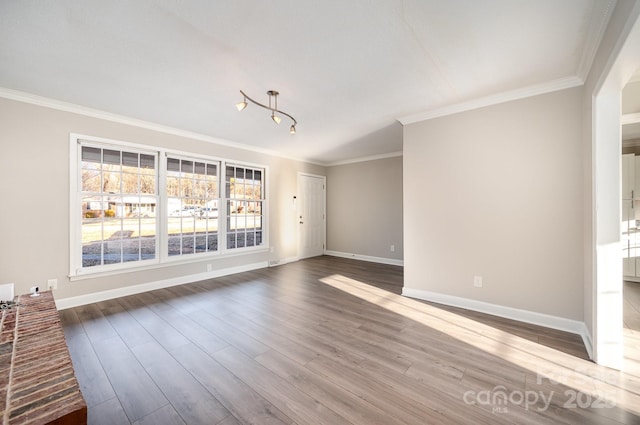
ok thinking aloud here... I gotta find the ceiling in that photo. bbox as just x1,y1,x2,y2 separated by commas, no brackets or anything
0,1,614,165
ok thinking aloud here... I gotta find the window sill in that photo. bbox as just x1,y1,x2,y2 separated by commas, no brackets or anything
69,246,269,282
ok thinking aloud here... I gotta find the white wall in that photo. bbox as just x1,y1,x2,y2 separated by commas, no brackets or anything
403,87,584,321
326,156,403,262
0,97,325,302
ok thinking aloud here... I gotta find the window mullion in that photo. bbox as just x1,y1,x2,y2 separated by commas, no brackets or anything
158,153,169,261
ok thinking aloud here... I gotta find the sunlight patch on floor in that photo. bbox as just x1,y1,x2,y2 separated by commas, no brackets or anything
318,273,640,416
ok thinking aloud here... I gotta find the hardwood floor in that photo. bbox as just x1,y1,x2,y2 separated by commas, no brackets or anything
61,256,640,424
625,281,640,379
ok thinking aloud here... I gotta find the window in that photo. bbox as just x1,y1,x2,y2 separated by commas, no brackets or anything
79,144,158,268
71,136,267,277
167,157,219,256
226,164,264,249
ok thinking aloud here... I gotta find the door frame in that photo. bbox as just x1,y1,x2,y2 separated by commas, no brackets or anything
297,172,327,260
592,3,640,368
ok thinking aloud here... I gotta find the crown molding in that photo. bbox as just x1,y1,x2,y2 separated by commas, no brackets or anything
398,76,584,125
0,87,318,166
577,0,617,81
326,151,403,167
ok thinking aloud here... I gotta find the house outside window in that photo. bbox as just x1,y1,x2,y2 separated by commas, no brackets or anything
166,157,219,256
71,135,268,277
225,164,264,249
79,144,158,269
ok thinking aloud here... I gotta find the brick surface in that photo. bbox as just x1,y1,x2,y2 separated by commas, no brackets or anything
0,292,87,425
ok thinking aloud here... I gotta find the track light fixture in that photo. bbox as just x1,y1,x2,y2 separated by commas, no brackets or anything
236,90,297,134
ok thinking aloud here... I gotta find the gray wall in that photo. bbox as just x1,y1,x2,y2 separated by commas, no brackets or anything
622,80,640,114
0,97,325,300
403,87,584,320
326,156,403,261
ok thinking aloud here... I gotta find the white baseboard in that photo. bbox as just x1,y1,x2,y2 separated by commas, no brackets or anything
325,250,404,266
581,327,594,360
55,261,269,310
268,257,299,267
402,287,593,360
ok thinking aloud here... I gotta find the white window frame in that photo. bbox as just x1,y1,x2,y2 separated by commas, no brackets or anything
224,163,266,251
165,154,221,259
69,133,269,280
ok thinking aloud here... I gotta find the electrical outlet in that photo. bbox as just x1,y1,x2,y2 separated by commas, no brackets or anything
207,264,213,272
390,244,395,252
47,279,58,290
473,276,483,288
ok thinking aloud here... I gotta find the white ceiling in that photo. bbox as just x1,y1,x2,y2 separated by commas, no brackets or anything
0,0,614,164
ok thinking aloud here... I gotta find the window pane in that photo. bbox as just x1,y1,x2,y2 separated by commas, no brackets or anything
122,151,138,169
142,238,156,260
122,173,139,194
140,174,156,194
181,160,194,175
168,235,181,256
195,235,207,253
166,156,220,258
181,179,194,197
245,231,254,247
141,154,155,169
103,149,121,166
224,164,264,251
167,177,180,197
81,146,101,163
237,232,246,248
207,234,218,252
81,196,103,267
181,216,195,233
78,143,157,270
207,164,217,176
227,233,236,249
253,184,262,199
195,180,208,198
82,169,101,192
123,238,141,263
103,171,121,193
206,217,219,231
182,236,194,254
82,247,101,268
195,162,206,175
207,180,218,196
103,241,122,264
167,158,180,172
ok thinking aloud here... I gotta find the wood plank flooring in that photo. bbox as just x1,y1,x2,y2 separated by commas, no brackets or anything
625,281,640,379
60,256,640,424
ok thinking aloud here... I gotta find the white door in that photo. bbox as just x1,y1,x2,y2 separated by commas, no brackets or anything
298,174,325,259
